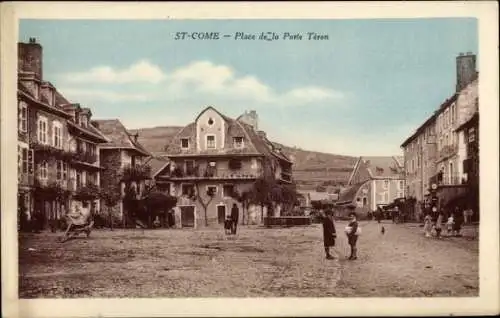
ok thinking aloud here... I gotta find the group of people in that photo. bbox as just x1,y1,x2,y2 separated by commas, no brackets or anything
322,210,360,260
423,207,464,238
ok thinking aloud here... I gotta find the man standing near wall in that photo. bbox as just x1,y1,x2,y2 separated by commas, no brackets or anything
231,203,240,235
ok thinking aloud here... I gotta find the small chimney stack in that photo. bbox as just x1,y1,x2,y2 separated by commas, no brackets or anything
456,52,477,92
18,37,43,80
257,130,267,140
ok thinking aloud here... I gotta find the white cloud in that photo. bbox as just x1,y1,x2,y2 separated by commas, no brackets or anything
164,60,343,105
63,60,165,84
59,60,344,106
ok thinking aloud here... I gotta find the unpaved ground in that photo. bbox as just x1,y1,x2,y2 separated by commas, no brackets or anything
18,221,478,298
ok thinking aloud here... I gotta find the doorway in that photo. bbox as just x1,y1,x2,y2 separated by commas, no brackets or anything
180,205,195,227
217,205,226,224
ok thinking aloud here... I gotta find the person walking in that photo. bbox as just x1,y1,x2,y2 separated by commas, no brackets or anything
322,209,337,260
345,212,360,260
423,214,433,237
435,212,443,238
452,207,463,237
230,203,239,235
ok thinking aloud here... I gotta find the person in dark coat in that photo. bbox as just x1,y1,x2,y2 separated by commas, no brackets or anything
322,209,337,259
230,203,239,235
345,212,359,260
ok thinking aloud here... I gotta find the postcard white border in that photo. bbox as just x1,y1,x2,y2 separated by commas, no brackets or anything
1,2,499,317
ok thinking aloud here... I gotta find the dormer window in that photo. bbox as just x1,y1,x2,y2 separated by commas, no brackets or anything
206,135,216,149
80,115,88,128
181,138,189,149
233,137,244,149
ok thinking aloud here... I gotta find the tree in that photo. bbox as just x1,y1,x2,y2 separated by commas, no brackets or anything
194,183,216,226
140,191,178,228
235,189,255,225
252,177,274,222
100,188,121,230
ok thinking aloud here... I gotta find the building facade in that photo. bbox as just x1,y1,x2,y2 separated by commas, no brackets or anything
401,52,478,219
336,156,405,218
92,119,152,227
17,38,108,230
155,107,294,228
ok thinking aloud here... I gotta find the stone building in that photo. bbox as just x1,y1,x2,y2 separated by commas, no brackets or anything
336,156,405,218
17,38,108,230
155,106,294,228
92,119,152,227
454,111,479,221
401,52,479,218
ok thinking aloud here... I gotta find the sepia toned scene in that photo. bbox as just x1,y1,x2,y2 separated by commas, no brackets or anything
16,19,479,298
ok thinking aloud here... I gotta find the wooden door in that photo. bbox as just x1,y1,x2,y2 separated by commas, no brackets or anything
217,205,226,224
180,206,195,227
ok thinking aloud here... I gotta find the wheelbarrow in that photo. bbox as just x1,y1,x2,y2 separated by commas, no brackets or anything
60,214,94,243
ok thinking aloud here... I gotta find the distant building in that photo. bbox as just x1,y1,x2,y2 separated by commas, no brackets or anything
92,119,151,227
336,156,405,218
401,52,478,219
155,107,294,228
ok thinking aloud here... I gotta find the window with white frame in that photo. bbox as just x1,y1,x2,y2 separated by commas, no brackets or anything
468,127,476,142
18,146,30,174
181,138,189,149
399,180,404,190
233,136,244,148
56,160,68,180
206,135,216,149
81,115,88,128
37,115,48,144
53,121,63,149
39,161,48,179
18,101,28,132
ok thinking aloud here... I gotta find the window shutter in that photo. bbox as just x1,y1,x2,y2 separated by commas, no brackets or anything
28,149,34,174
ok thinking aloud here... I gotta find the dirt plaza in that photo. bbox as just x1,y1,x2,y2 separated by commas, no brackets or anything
19,221,478,298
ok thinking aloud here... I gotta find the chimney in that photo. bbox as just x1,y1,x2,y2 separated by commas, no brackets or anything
257,130,267,140
237,110,259,130
18,38,43,80
456,52,477,92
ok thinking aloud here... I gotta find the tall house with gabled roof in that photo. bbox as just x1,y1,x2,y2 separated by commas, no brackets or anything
17,38,108,230
155,106,293,228
336,156,405,218
92,119,151,226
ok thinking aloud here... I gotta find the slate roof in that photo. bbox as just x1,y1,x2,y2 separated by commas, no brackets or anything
337,181,366,205
145,156,170,178
92,119,151,156
164,106,292,162
60,103,108,142
18,82,71,118
360,156,404,179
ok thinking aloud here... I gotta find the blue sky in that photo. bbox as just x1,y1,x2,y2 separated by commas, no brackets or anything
19,19,478,156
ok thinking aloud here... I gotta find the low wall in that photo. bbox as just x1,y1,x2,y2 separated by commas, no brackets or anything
264,216,312,227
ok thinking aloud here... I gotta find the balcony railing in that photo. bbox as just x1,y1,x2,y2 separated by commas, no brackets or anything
168,166,262,180
72,151,98,165
429,172,467,187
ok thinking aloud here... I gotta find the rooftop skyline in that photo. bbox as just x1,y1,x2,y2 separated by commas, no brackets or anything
19,18,478,157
